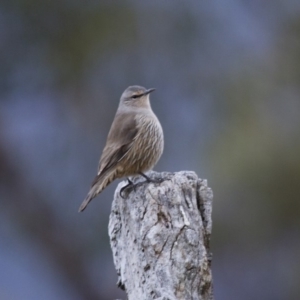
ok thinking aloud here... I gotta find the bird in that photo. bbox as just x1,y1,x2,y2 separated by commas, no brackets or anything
79,85,164,212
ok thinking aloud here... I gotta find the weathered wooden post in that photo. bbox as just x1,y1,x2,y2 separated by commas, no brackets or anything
109,171,213,300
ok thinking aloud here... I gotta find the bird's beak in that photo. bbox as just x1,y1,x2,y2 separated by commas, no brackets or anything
144,88,156,96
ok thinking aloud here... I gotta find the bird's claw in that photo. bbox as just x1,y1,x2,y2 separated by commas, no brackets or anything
120,178,134,198
139,172,164,184
120,175,164,198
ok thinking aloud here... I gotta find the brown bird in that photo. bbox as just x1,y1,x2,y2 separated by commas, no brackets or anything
79,85,164,212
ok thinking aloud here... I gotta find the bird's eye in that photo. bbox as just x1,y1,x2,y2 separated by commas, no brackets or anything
132,94,139,99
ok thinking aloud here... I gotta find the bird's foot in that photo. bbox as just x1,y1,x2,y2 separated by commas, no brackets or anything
139,172,164,184
120,178,135,198
120,174,164,198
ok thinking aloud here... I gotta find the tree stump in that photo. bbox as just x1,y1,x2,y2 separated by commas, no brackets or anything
108,171,213,300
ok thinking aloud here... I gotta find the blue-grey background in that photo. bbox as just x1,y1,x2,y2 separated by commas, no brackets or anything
1,1,300,299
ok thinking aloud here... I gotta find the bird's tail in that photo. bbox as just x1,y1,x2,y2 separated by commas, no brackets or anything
78,171,116,212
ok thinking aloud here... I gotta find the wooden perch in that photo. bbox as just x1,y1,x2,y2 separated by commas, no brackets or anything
108,171,213,300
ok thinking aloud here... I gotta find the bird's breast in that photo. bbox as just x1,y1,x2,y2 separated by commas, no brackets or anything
122,112,164,174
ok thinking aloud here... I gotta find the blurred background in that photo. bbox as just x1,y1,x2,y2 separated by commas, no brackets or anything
1,0,300,299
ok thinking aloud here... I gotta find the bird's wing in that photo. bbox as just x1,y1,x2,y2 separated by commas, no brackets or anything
96,111,138,177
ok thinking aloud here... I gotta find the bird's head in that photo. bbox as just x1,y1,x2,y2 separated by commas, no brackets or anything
120,85,155,109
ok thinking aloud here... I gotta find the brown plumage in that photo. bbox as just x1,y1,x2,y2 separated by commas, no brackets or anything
79,85,164,212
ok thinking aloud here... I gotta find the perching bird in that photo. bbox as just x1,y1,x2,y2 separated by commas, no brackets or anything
79,85,164,212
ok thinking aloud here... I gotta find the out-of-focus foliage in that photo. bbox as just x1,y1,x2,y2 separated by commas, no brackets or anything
1,1,300,299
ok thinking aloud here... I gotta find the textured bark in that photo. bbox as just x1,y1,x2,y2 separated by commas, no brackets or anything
109,171,213,300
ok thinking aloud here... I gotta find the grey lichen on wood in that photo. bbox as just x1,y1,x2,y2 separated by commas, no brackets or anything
108,171,213,300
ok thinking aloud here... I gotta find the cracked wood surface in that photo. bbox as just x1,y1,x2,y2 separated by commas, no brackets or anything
109,171,213,300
